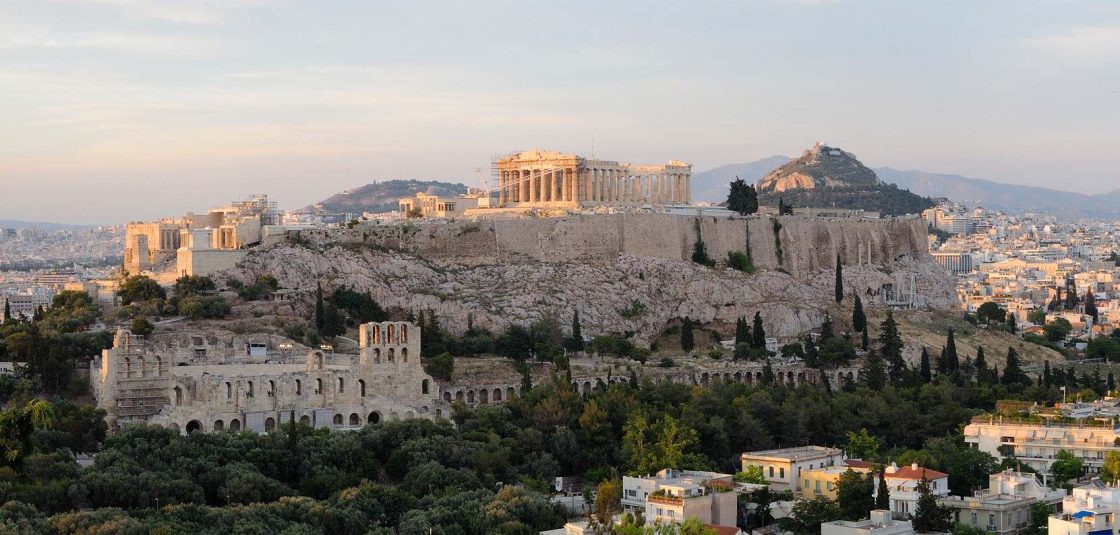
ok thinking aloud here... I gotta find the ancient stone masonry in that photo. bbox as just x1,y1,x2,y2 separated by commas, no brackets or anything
91,321,446,433
495,149,691,208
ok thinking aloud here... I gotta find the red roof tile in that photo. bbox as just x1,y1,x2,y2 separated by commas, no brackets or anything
887,466,948,480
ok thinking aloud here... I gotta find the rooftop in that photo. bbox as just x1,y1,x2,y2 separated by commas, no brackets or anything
742,445,843,462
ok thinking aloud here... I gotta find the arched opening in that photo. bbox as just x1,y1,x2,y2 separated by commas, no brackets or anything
701,372,710,385
315,351,324,369
435,409,442,419
246,381,254,397
455,391,464,402
337,377,344,393
401,348,408,363
422,379,429,395
333,414,343,425
371,325,380,344
467,390,475,403
374,348,381,363
787,371,794,384
581,382,591,395
479,389,488,404
493,388,502,402
387,324,395,343
368,411,381,424
268,380,276,397
401,324,408,343
213,420,224,431
169,423,180,432
405,411,414,419
265,417,276,432
507,387,515,400
226,382,232,398
442,391,451,402
295,379,302,395
123,357,132,378
137,356,146,377
315,378,322,394
173,386,183,406
186,420,202,433
299,415,311,426
154,356,162,377
797,372,806,384
359,379,366,397
388,348,395,363
229,419,241,431
349,413,359,426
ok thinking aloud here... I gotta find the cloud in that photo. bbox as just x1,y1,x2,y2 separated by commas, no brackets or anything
1024,25,1120,61
0,25,214,57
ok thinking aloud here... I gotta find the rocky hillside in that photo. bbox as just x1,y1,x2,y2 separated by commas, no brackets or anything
755,144,935,217
215,214,956,346
310,179,468,214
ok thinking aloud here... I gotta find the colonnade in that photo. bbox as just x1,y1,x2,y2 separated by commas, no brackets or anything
497,167,691,205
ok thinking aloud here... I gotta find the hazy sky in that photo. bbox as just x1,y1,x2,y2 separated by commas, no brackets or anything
2,0,1119,224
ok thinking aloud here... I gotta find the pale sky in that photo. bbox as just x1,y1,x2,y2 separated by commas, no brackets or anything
2,0,1119,224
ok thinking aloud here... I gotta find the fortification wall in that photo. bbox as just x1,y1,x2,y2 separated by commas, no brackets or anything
287,214,930,275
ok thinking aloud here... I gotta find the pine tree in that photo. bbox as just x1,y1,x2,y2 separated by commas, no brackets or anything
726,177,759,215
945,329,959,372
875,467,890,510
975,346,989,384
680,317,695,353
852,296,866,333
752,312,766,349
878,311,905,384
861,350,886,390
912,473,952,533
314,281,325,333
835,254,844,304
919,347,932,383
570,310,584,351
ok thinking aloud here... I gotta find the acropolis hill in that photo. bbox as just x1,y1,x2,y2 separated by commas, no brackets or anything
222,213,957,348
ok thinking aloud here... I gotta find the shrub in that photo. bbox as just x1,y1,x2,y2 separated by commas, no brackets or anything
727,251,756,273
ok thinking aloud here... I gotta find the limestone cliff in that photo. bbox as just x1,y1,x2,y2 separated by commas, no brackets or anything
218,214,954,345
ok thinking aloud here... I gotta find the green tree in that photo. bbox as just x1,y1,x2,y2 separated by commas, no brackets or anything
861,350,886,391
845,429,882,460
878,311,905,384
1027,308,1047,325
912,473,952,533
129,317,154,337
727,251,755,273
734,465,767,484
566,310,585,352
837,469,875,521
423,352,454,380
875,468,890,510
593,478,621,527
691,238,714,267
976,302,1006,324
1102,450,1120,484
974,346,989,384
752,312,766,350
1086,289,1099,324
944,329,959,372
726,177,759,216
835,254,844,303
680,317,695,353
1044,318,1072,343
735,316,750,349
1002,347,1027,386
118,274,165,305
852,296,866,333
1050,450,1084,486
780,496,843,535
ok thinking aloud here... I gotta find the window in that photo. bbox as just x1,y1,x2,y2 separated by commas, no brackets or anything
226,382,232,399
814,480,821,494
338,377,344,393
779,467,785,479
246,381,254,397
295,379,302,395
359,379,366,397
268,380,276,397
422,379,429,395
315,378,322,394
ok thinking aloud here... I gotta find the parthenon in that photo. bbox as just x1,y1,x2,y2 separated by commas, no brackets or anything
495,149,691,207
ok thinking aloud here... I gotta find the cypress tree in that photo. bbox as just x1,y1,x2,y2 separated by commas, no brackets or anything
314,281,325,333
680,317,695,353
1043,360,1052,388
835,254,844,303
945,329,959,372
821,315,835,340
752,312,766,349
875,467,890,510
975,346,988,384
2,300,9,321
1006,312,1016,333
570,310,584,351
1003,347,1024,386
1086,289,1099,324
919,347,932,383
735,316,750,348
1109,372,1116,392
861,328,870,352
852,295,866,333
878,311,904,384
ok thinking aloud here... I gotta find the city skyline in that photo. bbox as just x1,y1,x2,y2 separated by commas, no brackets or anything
3,0,1119,224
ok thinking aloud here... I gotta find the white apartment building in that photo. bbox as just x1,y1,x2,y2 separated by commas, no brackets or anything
740,446,844,493
820,510,914,535
964,416,1117,475
940,493,1035,534
621,469,737,528
872,463,949,519
986,469,1067,506
1050,480,1120,535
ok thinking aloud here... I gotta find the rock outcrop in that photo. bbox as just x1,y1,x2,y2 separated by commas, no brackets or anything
220,214,954,345
758,143,880,193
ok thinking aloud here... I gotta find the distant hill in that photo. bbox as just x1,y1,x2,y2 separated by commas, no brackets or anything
0,219,102,231
690,156,790,202
311,180,469,214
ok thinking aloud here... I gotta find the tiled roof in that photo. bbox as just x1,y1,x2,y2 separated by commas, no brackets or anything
887,466,948,480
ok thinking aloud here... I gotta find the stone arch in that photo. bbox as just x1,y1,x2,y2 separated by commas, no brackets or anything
401,324,408,343
422,379,429,395
493,388,502,402
390,411,399,421
295,379,302,395
581,382,591,395
405,410,415,419
247,380,254,397
337,377,344,393
349,413,360,426
388,348,395,363
229,419,240,431
797,372,806,384
734,371,742,382
786,371,794,384
265,417,276,432
137,356,146,377
313,351,324,369
169,423,180,432
371,324,381,344
374,348,381,363
443,391,452,402
368,411,381,424
401,348,408,363
467,390,475,403
847,371,854,382
315,378,323,394
387,324,396,343
154,356,162,377
173,386,183,406
420,406,429,413
507,387,515,400
480,389,489,404
186,420,202,433
435,409,442,419
723,373,731,383
213,419,224,431
701,372,710,385
299,415,311,426
268,380,276,397
455,390,464,402
359,379,366,397
123,357,132,378
333,414,343,426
